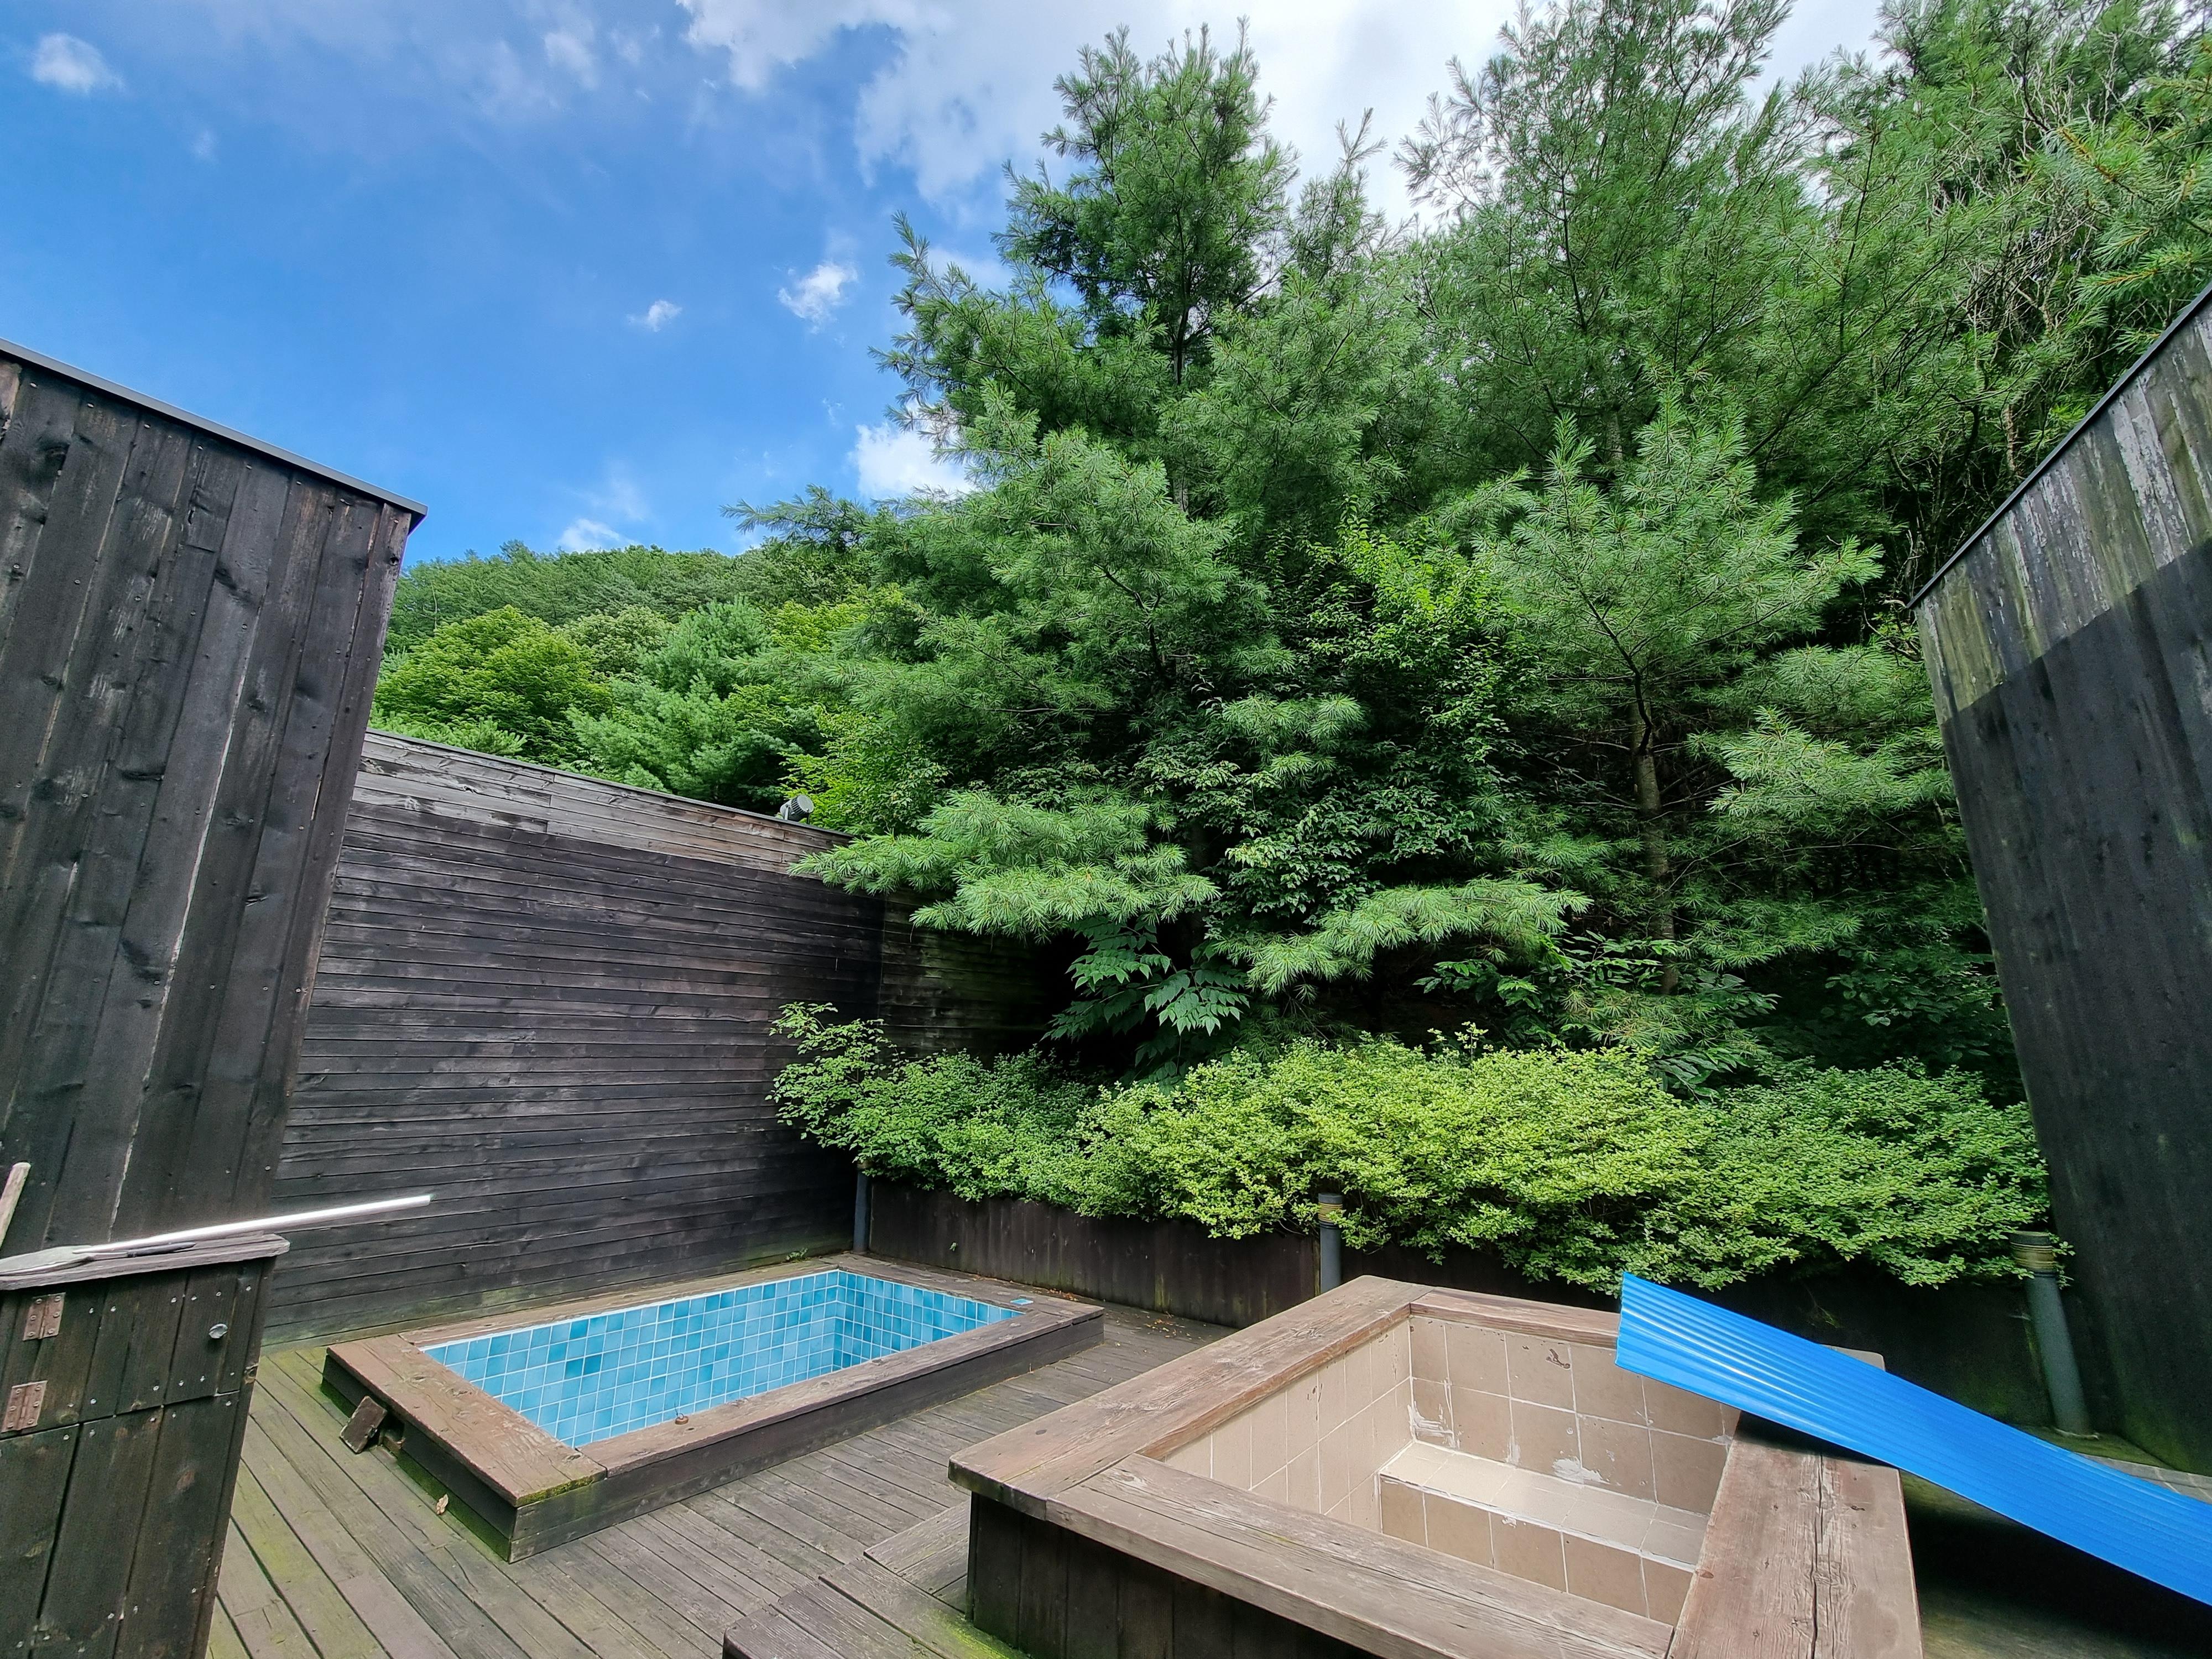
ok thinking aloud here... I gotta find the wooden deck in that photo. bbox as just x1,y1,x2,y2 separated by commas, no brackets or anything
210,1302,1224,1659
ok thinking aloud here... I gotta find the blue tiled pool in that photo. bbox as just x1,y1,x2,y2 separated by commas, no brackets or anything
424,1269,1016,1448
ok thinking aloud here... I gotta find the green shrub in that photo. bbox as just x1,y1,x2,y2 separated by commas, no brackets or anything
770,1006,2047,1292
1697,1068,2052,1288
769,1007,1099,1207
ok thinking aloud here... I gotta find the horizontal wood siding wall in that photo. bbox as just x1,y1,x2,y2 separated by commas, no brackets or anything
869,1183,1317,1329
878,913,1064,1057
267,735,1054,1342
867,1184,2053,1424
0,347,414,1251
1918,291,2212,1470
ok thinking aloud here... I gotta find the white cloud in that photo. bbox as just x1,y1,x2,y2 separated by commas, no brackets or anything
554,517,625,550
629,299,682,331
92,1,1893,192
851,421,972,498
678,0,930,93
679,2,1522,212
778,260,858,326
588,466,650,521
543,26,597,87
476,36,559,116
30,34,122,95
551,464,652,551
191,128,220,163
684,0,1892,216
126,2,638,135
1767,0,1888,86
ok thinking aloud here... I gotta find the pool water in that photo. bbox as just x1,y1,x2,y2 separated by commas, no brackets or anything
424,1269,1016,1447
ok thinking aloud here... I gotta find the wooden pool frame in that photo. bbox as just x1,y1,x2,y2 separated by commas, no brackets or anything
952,1277,1922,1659
323,1254,1100,1559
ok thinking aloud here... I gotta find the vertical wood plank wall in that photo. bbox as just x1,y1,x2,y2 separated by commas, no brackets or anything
265,734,1055,1343
0,344,416,1252
1917,286,2212,1471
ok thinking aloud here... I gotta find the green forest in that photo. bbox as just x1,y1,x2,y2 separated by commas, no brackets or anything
372,0,2212,1283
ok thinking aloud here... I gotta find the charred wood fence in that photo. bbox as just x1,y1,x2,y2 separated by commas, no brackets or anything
864,1185,2057,1427
1918,282,2212,1471
263,733,1057,1343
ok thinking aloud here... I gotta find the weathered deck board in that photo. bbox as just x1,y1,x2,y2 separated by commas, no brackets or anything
219,1302,1223,1659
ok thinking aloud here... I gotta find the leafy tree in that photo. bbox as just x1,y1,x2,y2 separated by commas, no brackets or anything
568,599,827,810
372,607,609,762
1802,0,2207,573
800,412,1578,1065
1402,0,1813,472
384,541,754,653
1472,410,1874,960
562,606,673,677
1006,24,1294,390
883,22,1300,463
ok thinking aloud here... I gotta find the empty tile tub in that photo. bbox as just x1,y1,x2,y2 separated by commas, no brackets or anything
951,1276,1921,1659
324,1255,1100,1557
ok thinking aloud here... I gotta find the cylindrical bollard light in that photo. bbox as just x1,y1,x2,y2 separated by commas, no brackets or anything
853,1169,872,1255
1317,1192,1344,1292
2013,1230,2091,1436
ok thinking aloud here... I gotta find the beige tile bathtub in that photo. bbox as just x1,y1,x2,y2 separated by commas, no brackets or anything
1157,1312,1733,1627
1406,1317,1736,1505
1376,1438,1708,1623
1162,1321,1414,1528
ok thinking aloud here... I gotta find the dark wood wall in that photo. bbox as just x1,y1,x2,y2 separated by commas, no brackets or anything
868,1183,2055,1425
1918,287,2212,1471
266,735,1055,1343
964,1495,1364,1659
0,343,416,1252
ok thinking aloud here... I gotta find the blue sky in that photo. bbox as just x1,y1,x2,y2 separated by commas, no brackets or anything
4,0,1884,567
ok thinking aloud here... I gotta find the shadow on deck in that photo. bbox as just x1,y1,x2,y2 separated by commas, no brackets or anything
213,1301,1226,1659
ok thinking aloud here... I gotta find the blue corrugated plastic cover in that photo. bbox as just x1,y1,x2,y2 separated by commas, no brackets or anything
1615,1275,2212,1605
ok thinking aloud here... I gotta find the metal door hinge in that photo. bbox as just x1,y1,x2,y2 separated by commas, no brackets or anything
3,1380,46,1432
21,1293,62,1341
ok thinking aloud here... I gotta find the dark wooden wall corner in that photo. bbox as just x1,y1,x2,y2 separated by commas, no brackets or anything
0,345,418,1250
0,338,417,1657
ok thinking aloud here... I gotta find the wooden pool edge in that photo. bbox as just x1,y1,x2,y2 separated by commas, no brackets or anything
321,1253,1103,1559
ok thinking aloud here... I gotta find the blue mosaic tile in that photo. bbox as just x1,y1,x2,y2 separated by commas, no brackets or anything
422,1271,1016,1448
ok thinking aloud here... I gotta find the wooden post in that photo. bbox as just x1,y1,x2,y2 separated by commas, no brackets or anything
1316,1194,1343,1293
2013,1232,2091,1435
1915,283,2212,1468
0,1165,27,1252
